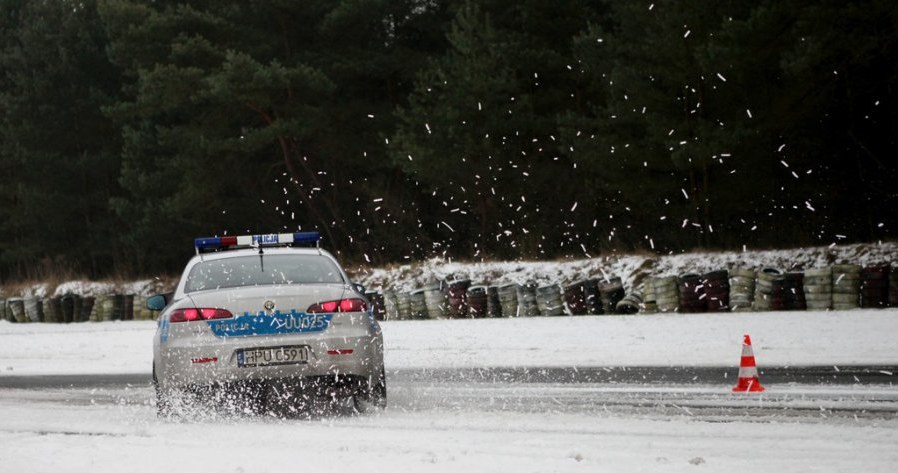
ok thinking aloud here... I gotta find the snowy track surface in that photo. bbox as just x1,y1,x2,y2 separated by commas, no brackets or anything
1,378,897,472
2,311,898,471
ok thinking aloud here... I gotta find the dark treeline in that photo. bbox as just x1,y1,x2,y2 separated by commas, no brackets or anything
1,0,897,279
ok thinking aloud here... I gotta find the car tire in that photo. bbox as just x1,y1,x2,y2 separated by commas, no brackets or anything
354,368,387,413
153,365,174,418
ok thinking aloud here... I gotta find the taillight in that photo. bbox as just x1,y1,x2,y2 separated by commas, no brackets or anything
169,308,233,323
307,298,368,313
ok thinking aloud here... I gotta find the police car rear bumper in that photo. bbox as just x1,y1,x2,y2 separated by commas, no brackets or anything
156,333,383,389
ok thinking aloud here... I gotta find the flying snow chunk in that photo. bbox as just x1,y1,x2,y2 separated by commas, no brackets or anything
570,202,578,212
746,109,753,118
716,73,726,82
367,114,375,118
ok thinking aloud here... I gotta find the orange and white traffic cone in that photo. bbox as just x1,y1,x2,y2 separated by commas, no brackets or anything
732,334,765,392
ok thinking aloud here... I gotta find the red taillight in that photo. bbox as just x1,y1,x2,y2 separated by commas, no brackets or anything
307,298,368,314
169,308,233,323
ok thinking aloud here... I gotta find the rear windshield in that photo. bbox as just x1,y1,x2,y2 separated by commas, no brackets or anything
185,254,345,293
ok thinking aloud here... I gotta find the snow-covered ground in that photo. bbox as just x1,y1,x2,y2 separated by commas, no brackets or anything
2,311,897,472
1,384,896,473
2,310,897,376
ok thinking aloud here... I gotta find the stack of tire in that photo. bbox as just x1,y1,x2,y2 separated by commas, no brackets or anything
447,280,471,318
423,283,447,319
408,289,428,319
467,285,488,317
395,291,411,320
832,264,861,310
598,277,626,314
486,286,502,317
365,291,387,320
23,297,43,322
728,268,755,311
8,298,26,322
497,284,519,317
860,264,890,308
536,285,565,316
803,267,833,311
702,270,730,312
382,290,399,320
515,284,540,317
753,268,783,311
653,276,679,313
779,273,806,311
563,281,589,315
640,278,657,313
583,279,603,314
678,273,706,313
43,297,63,323
890,267,898,307
615,289,643,314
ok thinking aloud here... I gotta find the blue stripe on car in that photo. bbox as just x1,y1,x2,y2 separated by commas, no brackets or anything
206,310,332,337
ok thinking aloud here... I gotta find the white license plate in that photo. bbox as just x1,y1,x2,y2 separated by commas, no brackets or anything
237,346,309,367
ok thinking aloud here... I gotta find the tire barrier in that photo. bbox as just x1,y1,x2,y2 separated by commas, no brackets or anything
7,258,898,325
772,272,805,311
43,297,63,323
728,268,755,312
395,291,411,320
486,286,502,318
516,284,540,317
803,267,833,311
677,273,706,313
640,278,657,314
497,283,519,317
80,296,95,321
890,267,898,307
598,277,625,314
23,297,43,322
860,264,890,308
653,276,679,313
536,284,565,316
408,289,428,319
832,264,861,310
615,290,642,314
753,268,783,311
61,295,76,323
467,285,488,318
423,284,447,319
564,282,589,315
447,280,471,318
584,279,603,314
9,298,26,322
702,270,729,312
382,290,398,320
365,291,386,321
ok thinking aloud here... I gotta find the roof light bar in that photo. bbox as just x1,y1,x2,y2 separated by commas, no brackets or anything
194,231,321,253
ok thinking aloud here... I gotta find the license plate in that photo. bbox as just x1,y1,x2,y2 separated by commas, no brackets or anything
237,346,309,367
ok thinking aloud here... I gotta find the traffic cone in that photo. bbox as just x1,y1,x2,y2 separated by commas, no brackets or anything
732,334,765,392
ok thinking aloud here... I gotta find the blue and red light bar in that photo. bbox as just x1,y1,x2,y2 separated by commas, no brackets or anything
195,232,320,252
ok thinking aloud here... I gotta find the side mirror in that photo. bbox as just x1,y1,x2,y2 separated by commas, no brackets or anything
146,294,168,311
352,283,366,295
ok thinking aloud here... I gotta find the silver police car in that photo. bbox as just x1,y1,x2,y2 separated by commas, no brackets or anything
148,232,385,417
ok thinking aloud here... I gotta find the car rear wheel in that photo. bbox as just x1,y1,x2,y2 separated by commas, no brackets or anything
354,368,386,413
